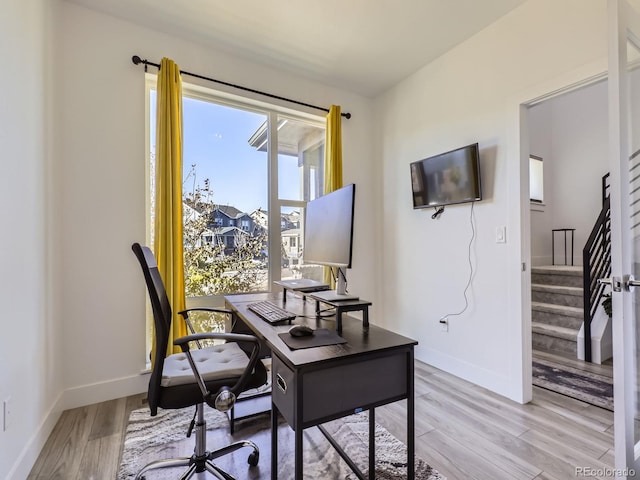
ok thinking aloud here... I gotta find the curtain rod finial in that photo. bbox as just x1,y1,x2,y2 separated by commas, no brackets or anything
132,55,142,65
343,112,351,119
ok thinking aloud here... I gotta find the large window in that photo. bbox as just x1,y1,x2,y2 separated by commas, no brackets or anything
146,78,326,344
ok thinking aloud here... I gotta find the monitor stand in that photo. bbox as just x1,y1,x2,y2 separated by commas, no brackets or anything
312,268,359,302
311,290,359,302
336,267,347,295
273,278,330,304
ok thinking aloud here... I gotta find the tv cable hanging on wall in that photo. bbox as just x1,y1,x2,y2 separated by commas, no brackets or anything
439,201,477,325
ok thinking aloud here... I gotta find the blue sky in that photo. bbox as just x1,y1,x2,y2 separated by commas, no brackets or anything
150,91,300,213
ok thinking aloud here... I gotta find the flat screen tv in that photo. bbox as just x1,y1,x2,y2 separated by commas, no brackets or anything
410,143,482,209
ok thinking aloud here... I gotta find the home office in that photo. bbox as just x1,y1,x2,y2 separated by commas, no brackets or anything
4,1,632,479
131,153,417,479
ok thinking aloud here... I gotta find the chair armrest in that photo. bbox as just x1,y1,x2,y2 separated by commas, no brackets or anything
177,308,234,348
174,333,263,411
177,307,233,317
173,332,256,346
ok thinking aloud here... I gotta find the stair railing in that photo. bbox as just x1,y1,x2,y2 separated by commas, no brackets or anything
582,174,611,363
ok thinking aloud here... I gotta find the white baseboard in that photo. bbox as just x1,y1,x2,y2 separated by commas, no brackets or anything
7,373,149,479
61,372,149,410
416,347,517,402
6,391,64,480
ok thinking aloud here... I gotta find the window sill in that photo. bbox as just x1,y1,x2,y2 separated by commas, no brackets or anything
530,201,546,212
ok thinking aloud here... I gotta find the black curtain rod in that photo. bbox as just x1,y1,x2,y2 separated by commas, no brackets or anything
132,55,351,119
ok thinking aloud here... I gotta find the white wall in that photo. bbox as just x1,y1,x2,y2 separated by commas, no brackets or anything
1,0,616,475
55,1,376,407
0,1,64,479
376,0,608,401
529,80,609,267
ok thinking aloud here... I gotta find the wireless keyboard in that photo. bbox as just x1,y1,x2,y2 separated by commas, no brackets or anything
247,301,297,324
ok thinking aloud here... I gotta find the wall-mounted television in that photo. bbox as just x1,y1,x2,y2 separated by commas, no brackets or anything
410,143,482,209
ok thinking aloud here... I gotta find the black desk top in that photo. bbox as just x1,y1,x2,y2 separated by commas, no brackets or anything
225,292,417,370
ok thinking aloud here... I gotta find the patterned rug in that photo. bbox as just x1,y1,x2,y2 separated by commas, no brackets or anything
118,405,445,479
532,358,613,411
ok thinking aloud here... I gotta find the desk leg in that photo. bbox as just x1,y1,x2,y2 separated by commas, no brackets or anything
295,426,303,480
336,309,343,333
363,307,369,332
369,409,375,480
407,351,415,480
271,402,278,480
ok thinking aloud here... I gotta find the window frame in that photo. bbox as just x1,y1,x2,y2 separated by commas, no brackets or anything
144,74,326,310
529,154,545,208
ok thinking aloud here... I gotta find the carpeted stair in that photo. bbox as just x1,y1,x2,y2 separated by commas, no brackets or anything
531,265,583,357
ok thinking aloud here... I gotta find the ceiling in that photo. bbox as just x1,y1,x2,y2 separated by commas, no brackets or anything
66,0,527,97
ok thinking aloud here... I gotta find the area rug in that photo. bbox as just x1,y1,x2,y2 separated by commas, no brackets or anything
118,405,444,479
532,358,613,411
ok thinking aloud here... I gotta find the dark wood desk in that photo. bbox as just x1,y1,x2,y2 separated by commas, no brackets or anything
225,292,417,480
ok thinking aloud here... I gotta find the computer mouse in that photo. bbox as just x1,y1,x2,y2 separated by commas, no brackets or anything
288,325,314,337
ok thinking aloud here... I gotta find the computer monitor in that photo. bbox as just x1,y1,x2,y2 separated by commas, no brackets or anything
303,183,356,299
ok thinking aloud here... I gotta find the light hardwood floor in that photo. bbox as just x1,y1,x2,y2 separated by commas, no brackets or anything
28,360,614,480
534,348,614,379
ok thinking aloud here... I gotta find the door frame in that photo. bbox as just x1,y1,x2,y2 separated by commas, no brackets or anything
607,0,640,472
511,62,607,403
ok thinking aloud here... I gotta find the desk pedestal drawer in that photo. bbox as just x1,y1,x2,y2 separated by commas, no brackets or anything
272,352,408,429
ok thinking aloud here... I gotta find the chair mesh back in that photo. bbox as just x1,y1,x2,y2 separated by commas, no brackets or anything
131,243,173,415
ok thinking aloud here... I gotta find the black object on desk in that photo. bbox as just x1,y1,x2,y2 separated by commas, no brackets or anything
278,328,347,350
307,292,372,333
273,278,330,304
225,292,417,480
247,300,297,324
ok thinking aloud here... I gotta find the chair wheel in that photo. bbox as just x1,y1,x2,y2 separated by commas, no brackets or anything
248,451,259,466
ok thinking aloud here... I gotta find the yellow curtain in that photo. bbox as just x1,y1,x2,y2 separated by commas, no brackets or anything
324,105,343,194
153,57,186,360
323,105,343,285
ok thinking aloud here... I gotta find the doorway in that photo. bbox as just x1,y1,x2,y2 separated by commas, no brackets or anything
524,78,613,409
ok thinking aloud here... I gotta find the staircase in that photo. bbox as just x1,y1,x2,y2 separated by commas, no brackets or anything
531,265,583,356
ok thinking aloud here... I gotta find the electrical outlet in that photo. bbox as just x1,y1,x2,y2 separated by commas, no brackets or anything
439,317,449,332
3,397,12,432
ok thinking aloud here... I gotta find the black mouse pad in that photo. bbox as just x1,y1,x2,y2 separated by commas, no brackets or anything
278,328,347,350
